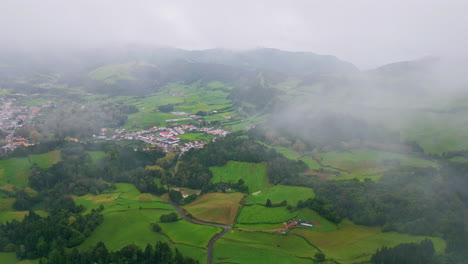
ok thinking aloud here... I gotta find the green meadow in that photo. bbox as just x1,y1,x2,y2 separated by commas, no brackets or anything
245,185,315,206
0,150,61,188
210,161,269,193
213,230,319,264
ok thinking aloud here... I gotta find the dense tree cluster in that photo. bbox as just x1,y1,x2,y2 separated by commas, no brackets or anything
371,239,435,264
40,241,198,264
0,208,103,259
160,212,178,223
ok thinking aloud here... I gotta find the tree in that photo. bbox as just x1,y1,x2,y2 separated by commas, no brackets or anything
29,130,43,143
160,212,178,223
315,252,326,262
151,223,162,232
265,199,272,207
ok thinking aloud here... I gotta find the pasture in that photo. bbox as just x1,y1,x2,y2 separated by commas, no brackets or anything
178,132,214,142
213,230,319,264
0,150,61,188
183,192,244,225
245,185,315,206
236,205,295,224
291,219,446,264
210,161,269,193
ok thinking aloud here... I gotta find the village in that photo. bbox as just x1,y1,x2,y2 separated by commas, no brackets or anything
93,123,229,153
0,96,53,152
0,95,229,154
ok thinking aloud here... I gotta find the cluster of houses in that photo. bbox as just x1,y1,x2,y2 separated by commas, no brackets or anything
0,97,52,152
94,123,229,153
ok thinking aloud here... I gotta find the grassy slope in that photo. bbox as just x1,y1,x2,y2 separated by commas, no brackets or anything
213,230,319,264
183,192,244,225
210,161,269,193
245,185,315,206
291,219,445,264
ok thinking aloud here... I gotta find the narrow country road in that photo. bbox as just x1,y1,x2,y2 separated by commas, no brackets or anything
168,200,230,264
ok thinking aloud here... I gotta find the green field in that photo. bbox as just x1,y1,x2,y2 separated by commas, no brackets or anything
236,205,296,224
213,230,319,264
0,150,61,188
87,151,107,162
0,253,38,264
183,192,244,225
79,209,171,250
159,219,221,247
125,112,183,129
210,161,269,193
178,132,215,142
291,219,445,264
245,185,315,206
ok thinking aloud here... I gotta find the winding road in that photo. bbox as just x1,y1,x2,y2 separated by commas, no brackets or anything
168,200,231,264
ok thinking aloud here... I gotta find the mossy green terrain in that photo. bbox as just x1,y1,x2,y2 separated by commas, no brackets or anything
210,161,269,193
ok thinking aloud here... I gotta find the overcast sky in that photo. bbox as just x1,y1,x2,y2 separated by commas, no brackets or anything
1,0,467,69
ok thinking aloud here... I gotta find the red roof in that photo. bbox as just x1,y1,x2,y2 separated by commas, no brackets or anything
160,132,171,136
